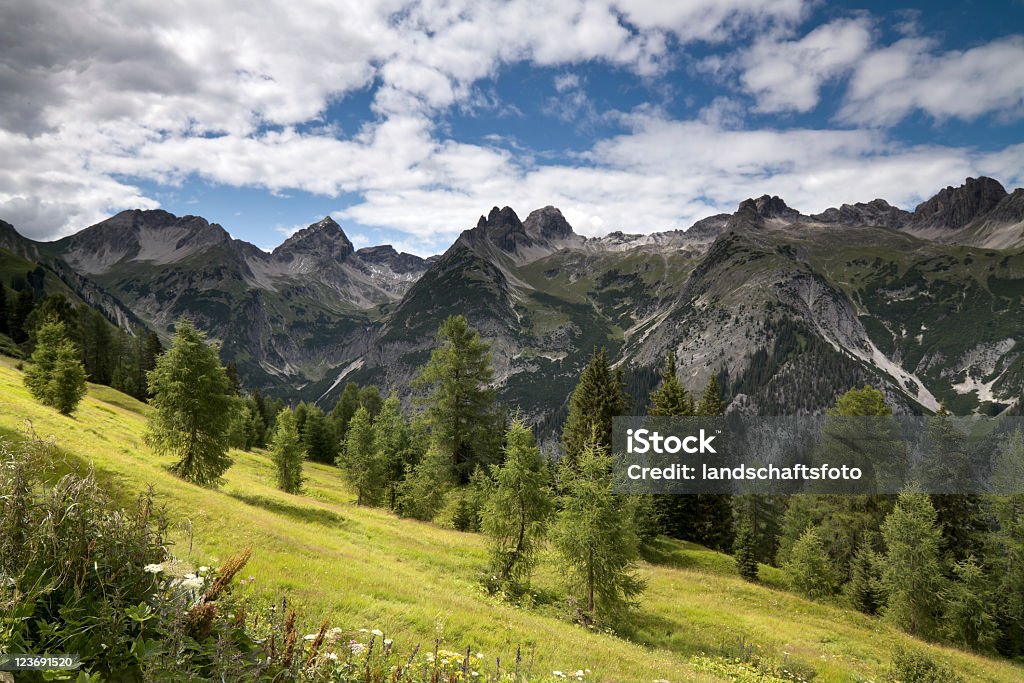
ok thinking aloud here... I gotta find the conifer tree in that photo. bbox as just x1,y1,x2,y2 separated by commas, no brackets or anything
374,395,414,510
733,515,759,582
551,437,644,618
330,382,362,442
270,408,304,494
24,317,87,415
846,541,884,615
482,420,553,587
561,347,629,473
941,556,999,651
146,320,236,487
695,374,726,417
881,487,946,638
648,351,693,416
415,315,497,481
359,384,383,417
339,406,384,505
0,281,8,336
784,526,840,600
301,406,336,464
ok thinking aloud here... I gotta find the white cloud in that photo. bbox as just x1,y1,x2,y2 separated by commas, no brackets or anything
841,36,1024,125
736,17,874,113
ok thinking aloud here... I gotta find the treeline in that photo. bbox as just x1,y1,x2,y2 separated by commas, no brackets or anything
731,388,1024,660
0,276,164,402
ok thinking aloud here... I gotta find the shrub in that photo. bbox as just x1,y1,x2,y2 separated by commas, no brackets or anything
887,647,963,683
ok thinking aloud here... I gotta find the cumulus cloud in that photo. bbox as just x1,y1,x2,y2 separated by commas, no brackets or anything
840,36,1024,125
735,17,874,113
0,0,1020,254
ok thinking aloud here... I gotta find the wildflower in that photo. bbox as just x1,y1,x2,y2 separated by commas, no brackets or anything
143,564,163,574
384,638,393,646
198,566,210,574
349,641,366,655
184,573,196,580
553,672,566,679
475,653,484,659
371,628,383,636
303,634,318,641
181,576,204,589
358,628,369,633
576,671,585,678
325,652,338,662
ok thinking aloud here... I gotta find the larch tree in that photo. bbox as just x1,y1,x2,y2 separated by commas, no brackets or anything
339,405,385,505
24,317,87,416
482,419,553,587
270,408,305,494
414,315,498,482
881,487,946,639
551,436,644,619
146,319,236,487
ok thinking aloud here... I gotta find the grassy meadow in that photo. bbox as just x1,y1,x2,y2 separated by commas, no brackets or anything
2,355,1022,682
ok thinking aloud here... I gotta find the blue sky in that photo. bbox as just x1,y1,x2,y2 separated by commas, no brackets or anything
1,0,1022,255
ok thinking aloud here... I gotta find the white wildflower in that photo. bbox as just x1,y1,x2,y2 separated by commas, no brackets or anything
349,642,366,655
553,672,566,679
384,638,393,646
181,576,204,590
325,652,338,662
371,628,383,636
183,573,196,580
143,564,163,574
303,634,317,641
198,566,210,574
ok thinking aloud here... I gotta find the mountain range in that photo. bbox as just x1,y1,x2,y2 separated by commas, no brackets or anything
3,176,1024,428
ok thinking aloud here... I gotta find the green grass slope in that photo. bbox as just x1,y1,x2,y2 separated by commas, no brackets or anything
2,356,1022,682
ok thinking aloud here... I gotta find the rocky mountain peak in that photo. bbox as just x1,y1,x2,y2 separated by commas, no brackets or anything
523,206,574,239
812,198,911,229
274,216,354,260
355,244,427,274
738,195,801,220
911,176,1008,230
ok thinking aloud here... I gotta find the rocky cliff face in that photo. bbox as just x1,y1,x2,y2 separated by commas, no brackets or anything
5,176,1024,423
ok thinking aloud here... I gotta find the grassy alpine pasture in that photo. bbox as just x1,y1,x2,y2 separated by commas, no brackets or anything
2,355,1022,682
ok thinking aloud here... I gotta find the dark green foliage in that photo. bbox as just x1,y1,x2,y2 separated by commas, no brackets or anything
415,315,499,482
551,437,644,619
10,288,34,343
560,346,629,474
648,351,693,416
359,384,383,417
482,420,553,587
733,515,759,582
0,280,7,335
23,317,87,415
300,405,336,464
696,374,726,418
846,541,884,615
330,381,362,442
397,444,455,520
373,395,419,510
887,647,963,683
146,319,236,487
270,408,304,494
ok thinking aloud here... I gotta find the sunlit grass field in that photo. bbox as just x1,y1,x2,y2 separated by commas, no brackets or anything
2,355,1022,682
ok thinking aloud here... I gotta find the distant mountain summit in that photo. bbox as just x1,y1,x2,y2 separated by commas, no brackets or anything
4,176,1024,424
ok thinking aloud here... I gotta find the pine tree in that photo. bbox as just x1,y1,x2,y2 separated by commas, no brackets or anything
10,289,35,343
561,347,629,474
482,420,553,587
695,374,726,417
415,315,498,482
551,437,644,619
23,318,87,415
359,384,383,418
648,351,693,416
784,526,840,600
881,487,947,639
733,515,759,582
146,320,236,487
270,408,305,494
338,406,384,505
